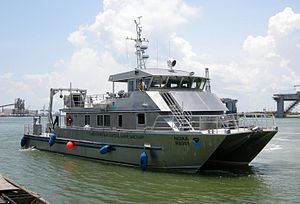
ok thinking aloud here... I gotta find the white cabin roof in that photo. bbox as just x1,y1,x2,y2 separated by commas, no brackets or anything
108,68,204,82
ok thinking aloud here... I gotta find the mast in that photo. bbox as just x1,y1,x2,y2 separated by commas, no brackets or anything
205,68,211,93
127,16,149,69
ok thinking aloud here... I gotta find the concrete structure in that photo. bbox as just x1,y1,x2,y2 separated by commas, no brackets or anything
273,92,300,118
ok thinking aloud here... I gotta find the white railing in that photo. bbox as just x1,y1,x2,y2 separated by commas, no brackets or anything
85,94,107,108
151,113,276,133
24,124,33,135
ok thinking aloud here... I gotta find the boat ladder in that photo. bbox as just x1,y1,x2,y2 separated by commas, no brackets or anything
160,92,194,131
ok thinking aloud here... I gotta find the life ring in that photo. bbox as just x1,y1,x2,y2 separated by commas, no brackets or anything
66,116,73,126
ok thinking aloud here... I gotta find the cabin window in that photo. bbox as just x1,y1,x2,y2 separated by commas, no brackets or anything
144,78,151,90
199,79,206,90
191,77,206,89
181,77,192,88
166,76,181,88
137,113,145,125
128,80,134,92
150,76,168,88
84,115,90,126
97,115,103,126
118,115,123,127
104,115,110,126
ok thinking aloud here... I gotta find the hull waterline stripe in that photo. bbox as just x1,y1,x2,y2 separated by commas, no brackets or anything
24,134,163,150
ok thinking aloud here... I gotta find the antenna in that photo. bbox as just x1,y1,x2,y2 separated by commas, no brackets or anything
168,40,171,58
205,68,211,92
156,40,158,68
125,39,129,66
126,17,149,69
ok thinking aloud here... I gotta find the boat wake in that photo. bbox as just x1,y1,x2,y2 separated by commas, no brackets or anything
279,132,300,135
18,147,39,152
263,144,282,151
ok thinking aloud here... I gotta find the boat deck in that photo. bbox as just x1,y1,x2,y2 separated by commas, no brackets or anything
0,174,49,204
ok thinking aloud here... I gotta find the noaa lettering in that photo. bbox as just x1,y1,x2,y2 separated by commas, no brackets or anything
174,136,189,145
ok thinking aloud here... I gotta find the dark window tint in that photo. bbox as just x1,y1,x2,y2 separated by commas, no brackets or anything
85,115,90,125
129,80,134,92
118,115,123,127
137,113,145,125
104,115,110,126
97,115,103,126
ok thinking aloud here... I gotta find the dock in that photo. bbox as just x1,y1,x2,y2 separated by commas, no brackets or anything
0,174,48,204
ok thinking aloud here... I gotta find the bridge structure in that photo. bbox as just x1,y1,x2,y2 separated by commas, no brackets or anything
273,91,300,118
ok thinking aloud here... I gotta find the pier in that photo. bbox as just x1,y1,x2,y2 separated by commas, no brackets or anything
273,91,300,118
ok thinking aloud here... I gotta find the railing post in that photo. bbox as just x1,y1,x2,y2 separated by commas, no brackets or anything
216,116,219,134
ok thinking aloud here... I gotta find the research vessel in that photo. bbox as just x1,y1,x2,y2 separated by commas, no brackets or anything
22,18,278,172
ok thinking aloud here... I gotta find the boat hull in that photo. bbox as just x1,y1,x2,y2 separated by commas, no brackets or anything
203,129,278,167
23,127,226,172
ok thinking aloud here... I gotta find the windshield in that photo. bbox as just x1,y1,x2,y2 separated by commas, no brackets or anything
149,76,206,90
150,76,168,88
180,77,193,88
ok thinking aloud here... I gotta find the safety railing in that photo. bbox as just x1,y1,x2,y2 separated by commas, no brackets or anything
85,94,107,108
151,113,276,133
24,124,33,135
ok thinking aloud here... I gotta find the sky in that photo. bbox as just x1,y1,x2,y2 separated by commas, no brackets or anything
1,0,300,112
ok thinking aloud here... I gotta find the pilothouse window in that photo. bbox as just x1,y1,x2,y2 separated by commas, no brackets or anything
181,77,192,88
128,80,134,92
150,76,168,88
191,78,206,90
166,76,181,88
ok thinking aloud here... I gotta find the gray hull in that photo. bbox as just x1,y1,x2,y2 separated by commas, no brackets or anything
203,129,278,167
23,127,226,172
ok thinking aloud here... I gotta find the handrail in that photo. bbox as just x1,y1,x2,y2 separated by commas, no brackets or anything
25,113,276,136
151,113,276,133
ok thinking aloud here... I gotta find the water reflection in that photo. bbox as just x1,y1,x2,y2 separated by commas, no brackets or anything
34,152,270,203
2,117,299,203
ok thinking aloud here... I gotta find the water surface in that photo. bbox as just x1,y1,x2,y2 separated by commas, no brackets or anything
0,117,299,203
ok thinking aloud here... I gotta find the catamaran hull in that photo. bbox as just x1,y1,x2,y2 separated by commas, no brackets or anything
203,129,278,167
22,128,226,172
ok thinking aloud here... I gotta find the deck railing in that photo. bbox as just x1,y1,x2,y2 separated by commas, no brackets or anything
24,113,276,135
151,113,276,133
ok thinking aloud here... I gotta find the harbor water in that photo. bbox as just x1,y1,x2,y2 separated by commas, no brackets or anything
0,117,299,203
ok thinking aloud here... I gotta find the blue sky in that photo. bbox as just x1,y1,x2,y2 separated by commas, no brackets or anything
0,1,99,75
0,0,300,112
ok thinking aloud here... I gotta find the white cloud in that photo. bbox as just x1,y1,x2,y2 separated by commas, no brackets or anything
268,7,300,37
2,3,300,113
243,35,276,58
53,59,65,68
67,26,88,47
0,73,13,80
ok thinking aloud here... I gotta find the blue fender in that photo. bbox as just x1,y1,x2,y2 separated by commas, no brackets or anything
99,145,115,154
49,134,56,146
140,152,148,171
20,137,26,147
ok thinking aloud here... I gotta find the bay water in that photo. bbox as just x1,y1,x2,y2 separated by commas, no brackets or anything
0,117,299,203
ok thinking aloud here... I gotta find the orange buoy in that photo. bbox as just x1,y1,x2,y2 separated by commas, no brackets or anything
66,141,74,149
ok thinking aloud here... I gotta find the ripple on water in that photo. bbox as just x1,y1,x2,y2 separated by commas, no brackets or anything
1,117,300,203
